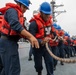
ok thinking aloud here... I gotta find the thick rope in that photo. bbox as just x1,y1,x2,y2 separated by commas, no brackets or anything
46,43,76,63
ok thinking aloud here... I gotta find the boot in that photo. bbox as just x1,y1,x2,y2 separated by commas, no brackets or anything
0,64,3,73
38,72,42,75
28,56,32,61
60,61,64,65
53,66,56,71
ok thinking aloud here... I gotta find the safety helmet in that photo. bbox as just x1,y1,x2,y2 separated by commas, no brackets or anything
64,32,68,36
53,23,58,29
39,2,52,14
72,37,76,40
67,34,70,37
14,0,31,9
56,25,61,30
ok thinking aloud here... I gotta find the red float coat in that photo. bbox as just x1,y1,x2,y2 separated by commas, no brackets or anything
0,3,24,36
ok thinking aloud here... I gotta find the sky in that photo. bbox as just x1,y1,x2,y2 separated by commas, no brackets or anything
0,0,76,37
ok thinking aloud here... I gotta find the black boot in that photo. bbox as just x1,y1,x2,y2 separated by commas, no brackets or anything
0,64,3,73
60,61,64,65
53,66,56,71
38,72,42,75
28,56,32,61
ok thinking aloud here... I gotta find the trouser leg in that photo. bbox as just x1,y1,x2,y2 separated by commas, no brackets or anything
0,40,20,75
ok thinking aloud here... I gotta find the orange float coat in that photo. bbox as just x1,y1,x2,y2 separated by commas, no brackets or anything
49,28,59,46
0,3,24,36
29,13,53,39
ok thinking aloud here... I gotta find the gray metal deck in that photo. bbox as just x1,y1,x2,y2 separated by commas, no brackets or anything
18,42,76,75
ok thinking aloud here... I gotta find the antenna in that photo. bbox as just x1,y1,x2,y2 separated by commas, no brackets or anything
50,0,66,22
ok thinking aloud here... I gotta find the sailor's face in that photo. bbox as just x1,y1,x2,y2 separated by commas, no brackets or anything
41,12,50,22
21,4,28,13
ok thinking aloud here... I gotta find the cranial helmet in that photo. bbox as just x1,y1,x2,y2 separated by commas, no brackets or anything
56,25,61,30
39,2,52,14
53,23,58,29
14,0,31,9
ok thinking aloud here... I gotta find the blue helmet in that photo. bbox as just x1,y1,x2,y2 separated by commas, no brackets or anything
53,23,58,29
64,32,68,36
56,25,61,30
39,2,52,14
14,0,31,9
72,37,76,40
64,32,70,37
67,34,70,37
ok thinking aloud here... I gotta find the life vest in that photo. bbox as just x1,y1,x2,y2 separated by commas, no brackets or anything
49,38,58,46
58,30,64,36
0,3,24,36
74,40,76,45
29,13,53,39
49,31,58,46
64,36,69,45
70,39,73,46
49,40,58,46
